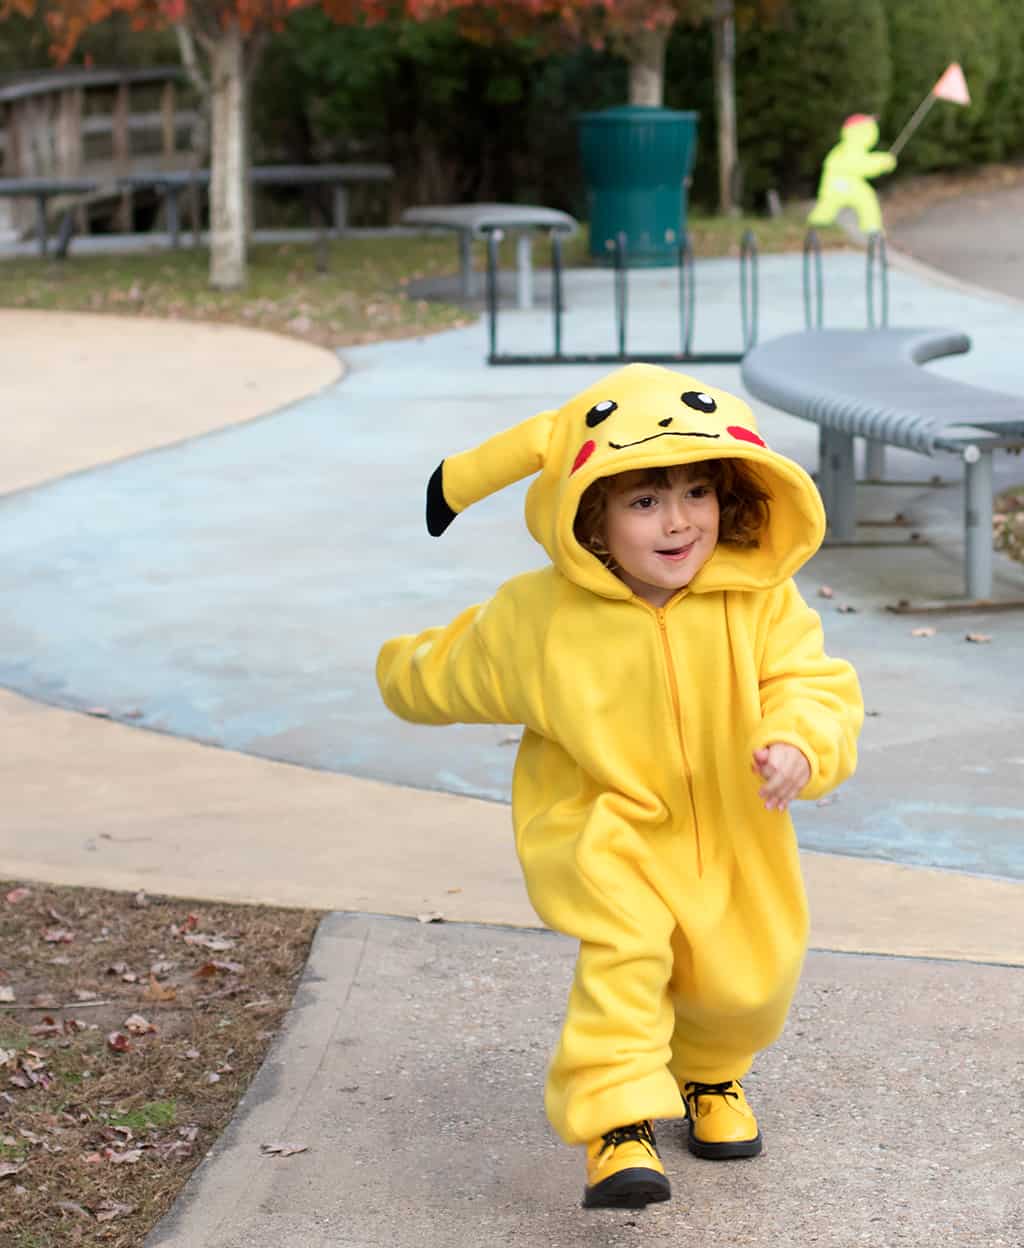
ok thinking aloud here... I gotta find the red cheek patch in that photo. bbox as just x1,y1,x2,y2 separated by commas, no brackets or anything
727,425,766,447
571,439,596,475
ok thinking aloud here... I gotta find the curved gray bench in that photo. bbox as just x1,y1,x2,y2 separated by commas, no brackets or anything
400,202,578,308
742,328,1024,600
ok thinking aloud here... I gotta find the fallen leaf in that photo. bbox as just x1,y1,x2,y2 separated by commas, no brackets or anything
143,974,177,1003
0,1049,16,1065
107,1032,132,1053
5,888,30,904
73,989,98,1002
42,929,74,944
965,633,992,644
0,987,14,1003
416,912,445,924
30,1018,62,1038
261,1142,309,1157
194,960,245,978
123,1014,156,1036
203,1071,221,1084
0,1161,25,1179
95,1200,135,1223
911,627,937,638
817,585,834,599
106,962,130,977
184,1047,200,1060
107,1148,144,1164
56,1199,91,1218
183,933,236,952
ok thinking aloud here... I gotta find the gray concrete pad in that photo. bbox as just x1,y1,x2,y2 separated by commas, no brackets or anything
146,913,1024,1248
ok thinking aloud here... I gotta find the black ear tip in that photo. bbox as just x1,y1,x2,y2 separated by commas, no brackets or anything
426,461,457,537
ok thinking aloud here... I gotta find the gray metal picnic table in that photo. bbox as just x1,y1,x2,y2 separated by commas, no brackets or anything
0,177,99,257
400,202,578,309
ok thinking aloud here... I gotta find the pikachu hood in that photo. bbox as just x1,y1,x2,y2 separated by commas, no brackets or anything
427,362,826,592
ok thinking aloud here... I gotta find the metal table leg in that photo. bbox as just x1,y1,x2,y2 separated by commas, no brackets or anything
35,193,49,258
459,231,476,299
963,445,994,600
515,233,533,309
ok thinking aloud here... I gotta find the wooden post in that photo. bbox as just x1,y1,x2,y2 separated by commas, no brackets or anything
713,1,740,217
161,80,176,168
112,80,131,231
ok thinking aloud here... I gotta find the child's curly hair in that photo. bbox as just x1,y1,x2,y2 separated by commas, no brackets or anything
574,458,771,566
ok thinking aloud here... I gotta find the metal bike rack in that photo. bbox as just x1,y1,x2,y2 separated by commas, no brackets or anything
484,226,758,366
483,224,890,365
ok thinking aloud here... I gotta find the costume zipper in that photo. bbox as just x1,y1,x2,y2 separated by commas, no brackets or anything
655,605,703,877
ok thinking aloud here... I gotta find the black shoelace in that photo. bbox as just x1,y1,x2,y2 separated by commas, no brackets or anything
683,1079,740,1112
600,1121,657,1155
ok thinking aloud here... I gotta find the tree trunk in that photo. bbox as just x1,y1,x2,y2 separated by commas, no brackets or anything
713,2,739,216
209,21,247,290
627,27,669,107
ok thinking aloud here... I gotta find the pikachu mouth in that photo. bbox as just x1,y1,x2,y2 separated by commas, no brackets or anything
608,431,721,450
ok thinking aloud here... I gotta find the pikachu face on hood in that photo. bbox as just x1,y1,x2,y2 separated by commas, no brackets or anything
427,363,825,598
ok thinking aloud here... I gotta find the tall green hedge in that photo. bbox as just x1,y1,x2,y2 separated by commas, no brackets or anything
729,0,891,208
881,0,1004,174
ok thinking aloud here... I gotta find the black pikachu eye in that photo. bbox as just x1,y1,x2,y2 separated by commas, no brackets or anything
586,399,618,427
681,390,717,413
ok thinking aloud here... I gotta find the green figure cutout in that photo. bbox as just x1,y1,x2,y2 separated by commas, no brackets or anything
808,114,897,234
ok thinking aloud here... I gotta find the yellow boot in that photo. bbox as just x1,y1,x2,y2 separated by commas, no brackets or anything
583,1121,671,1208
681,1080,762,1160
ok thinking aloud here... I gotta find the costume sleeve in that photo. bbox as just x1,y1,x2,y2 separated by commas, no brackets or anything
862,152,897,177
376,592,524,727
751,581,864,800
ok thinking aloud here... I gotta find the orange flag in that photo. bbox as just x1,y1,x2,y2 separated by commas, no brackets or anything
932,62,971,107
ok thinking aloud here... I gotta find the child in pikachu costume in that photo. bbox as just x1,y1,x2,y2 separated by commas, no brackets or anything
808,114,897,235
377,364,863,1209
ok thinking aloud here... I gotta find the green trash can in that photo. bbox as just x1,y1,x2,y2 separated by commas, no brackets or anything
577,105,699,266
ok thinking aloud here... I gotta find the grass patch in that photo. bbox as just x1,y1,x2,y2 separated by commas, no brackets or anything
105,1101,177,1132
0,211,846,351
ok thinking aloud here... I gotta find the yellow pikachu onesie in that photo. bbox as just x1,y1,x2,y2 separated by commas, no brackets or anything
377,364,863,1146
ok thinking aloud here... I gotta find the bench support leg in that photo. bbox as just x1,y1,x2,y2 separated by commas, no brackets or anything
459,231,476,299
333,185,348,234
35,194,49,258
515,233,533,309
863,438,886,481
963,446,994,600
165,188,181,249
820,427,857,540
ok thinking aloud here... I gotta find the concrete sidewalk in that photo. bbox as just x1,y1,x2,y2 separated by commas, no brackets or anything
0,211,1022,1243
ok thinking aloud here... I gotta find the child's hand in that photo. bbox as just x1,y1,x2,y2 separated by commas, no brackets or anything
751,744,811,812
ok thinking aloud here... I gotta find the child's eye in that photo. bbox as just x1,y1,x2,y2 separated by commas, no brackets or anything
687,484,712,500
630,496,656,509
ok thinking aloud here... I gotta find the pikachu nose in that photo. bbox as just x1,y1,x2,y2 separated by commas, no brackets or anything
658,417,673,428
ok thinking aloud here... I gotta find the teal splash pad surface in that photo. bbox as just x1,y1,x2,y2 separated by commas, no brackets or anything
2,255,1023,878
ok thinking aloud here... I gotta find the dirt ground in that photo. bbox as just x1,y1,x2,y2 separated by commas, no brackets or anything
0,881,320,1247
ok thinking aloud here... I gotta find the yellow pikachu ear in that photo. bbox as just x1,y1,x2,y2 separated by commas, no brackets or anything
426,409,556,536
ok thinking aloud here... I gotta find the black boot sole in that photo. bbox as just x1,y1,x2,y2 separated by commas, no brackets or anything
582,1166,672,1209
686,1129,763,1161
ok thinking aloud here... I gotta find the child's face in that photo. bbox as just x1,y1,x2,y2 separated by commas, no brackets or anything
603,466,720,607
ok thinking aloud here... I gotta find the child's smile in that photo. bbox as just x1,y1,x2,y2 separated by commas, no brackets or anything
604,468,720,607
